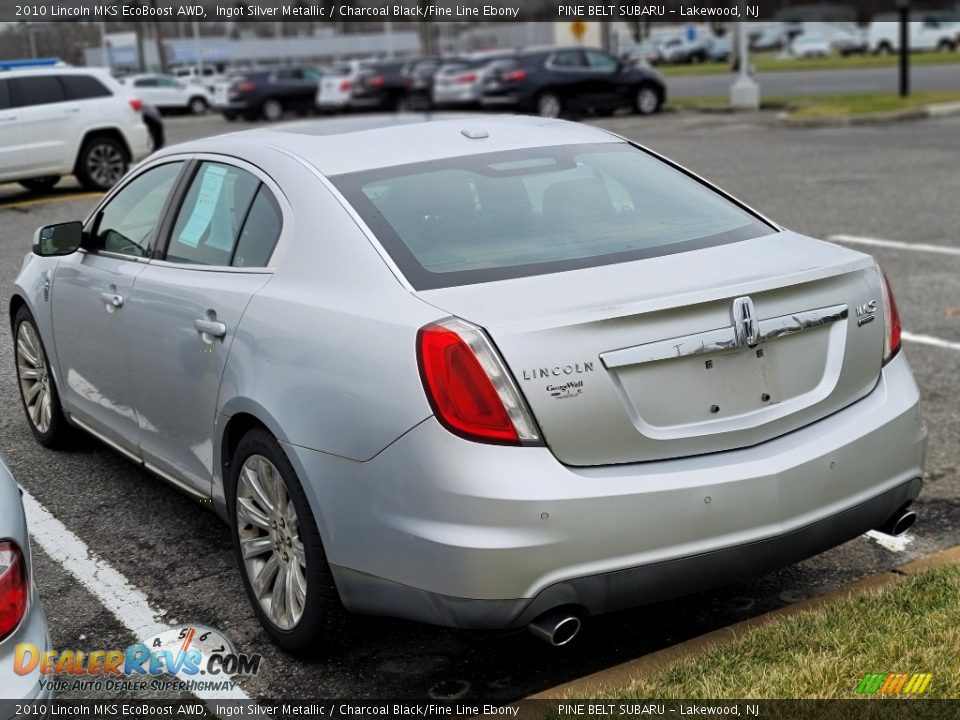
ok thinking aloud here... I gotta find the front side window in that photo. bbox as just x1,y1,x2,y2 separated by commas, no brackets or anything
333,143,774,290
166,162,280,267
91,162,184,257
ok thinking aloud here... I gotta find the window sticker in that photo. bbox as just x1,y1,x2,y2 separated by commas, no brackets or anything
178,165,228,248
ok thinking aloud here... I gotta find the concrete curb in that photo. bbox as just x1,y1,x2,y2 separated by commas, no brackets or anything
527,544,960,700
776,101,960,127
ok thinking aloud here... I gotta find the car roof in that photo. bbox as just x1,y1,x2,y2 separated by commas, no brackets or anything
0,66,111,79
152,115,622,176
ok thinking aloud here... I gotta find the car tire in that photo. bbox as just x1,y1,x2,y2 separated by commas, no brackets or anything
536,91,563,119
188,97,208,115
75,137,128,191
13,306,73,448
229,427,347,655
261,98,284,122
635,83,662,115
18,176,60,193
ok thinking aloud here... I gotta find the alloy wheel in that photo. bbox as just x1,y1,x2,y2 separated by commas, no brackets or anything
16,322,52,434
637,87,659,115
263,100,283,121
236,454,307,630
85,143,126,188
537,93,561,118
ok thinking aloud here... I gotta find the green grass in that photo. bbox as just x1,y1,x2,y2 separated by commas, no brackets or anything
667,90,960,116
659,49,960,76
583,564,960,700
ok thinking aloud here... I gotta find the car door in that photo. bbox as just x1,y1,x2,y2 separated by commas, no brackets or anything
50,160,187,455
583,50,628,109
545,50,590,110
9,75,80,174
124,158,281,494
0,79,28,180
157,76,189,108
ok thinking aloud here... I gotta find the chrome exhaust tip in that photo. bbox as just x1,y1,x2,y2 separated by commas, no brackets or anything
528,610,581,646
876,504,917,537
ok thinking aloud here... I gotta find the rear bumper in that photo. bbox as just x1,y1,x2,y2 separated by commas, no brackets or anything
1,589,52,716
287,352,925,629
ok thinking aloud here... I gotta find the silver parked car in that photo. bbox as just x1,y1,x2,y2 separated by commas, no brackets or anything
10,116,925,652
0,455,51,706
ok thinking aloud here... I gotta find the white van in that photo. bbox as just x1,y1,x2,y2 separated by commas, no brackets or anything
868,18,960,53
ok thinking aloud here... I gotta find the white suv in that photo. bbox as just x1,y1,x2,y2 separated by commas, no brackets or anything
0,67,151,192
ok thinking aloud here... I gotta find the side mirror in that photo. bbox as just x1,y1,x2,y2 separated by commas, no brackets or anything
33,221,83,256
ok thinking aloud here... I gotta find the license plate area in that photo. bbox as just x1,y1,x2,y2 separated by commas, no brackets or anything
608,326,837,438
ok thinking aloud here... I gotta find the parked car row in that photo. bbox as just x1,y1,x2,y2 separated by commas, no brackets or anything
214,47,666,121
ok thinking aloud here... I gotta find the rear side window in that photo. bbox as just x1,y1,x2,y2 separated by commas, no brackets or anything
166,162,281,267
10,76,66,107
134,77,159,88
332,143,774,290
59,74,112,100
0,80,9,110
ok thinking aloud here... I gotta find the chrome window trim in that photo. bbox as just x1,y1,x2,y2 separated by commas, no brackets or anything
601,304,849,369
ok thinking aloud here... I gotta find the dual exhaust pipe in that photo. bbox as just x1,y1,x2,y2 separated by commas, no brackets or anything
527,505,918,646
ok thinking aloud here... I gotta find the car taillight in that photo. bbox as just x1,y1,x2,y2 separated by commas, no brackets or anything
128,98,143,112
365,75,386,88
455,72,478,84
0,541,27,641
339,79,352,92
502,69,527,83
418,318,540,445
879,269,902,365
236,81,255,94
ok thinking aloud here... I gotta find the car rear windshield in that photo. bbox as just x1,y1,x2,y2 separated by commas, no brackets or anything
331,143,775,290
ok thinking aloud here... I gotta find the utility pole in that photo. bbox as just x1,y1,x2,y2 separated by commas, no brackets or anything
897,0,910,97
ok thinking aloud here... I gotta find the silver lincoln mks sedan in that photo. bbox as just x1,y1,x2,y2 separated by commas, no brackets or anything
10,116,925,651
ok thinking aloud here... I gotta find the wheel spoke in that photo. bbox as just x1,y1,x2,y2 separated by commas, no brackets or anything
240,536,274,559
285,561,301,620
237,497,271,531
25,381,42,404
271,563,288,624
18,364,39,380
252,552,280,598
291,559,307,608
16,338,39,367
241,462,276,515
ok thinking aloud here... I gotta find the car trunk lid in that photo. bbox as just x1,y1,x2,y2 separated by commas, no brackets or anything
416,232,884,466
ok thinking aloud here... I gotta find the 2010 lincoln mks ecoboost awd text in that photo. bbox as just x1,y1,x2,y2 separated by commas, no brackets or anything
10,116,925,652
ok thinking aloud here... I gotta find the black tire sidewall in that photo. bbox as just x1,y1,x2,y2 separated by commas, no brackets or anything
76,138,128,191
227,427,345,654
189,97,208,114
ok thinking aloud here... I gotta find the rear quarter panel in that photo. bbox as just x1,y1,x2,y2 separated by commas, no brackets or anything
217,155,441,464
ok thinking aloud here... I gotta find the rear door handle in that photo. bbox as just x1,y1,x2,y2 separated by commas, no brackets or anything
194,318,227,338
99,291,123,308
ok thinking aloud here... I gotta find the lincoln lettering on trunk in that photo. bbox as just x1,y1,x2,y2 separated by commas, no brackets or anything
522,363,594,381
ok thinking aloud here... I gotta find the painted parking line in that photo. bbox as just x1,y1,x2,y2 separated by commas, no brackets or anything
828,234,960,258
902,331,960,353
21,488,256,710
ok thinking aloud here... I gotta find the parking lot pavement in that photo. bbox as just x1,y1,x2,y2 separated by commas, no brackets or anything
0,112,958,702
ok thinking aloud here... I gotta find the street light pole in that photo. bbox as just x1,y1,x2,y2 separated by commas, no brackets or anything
730,15,759,109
